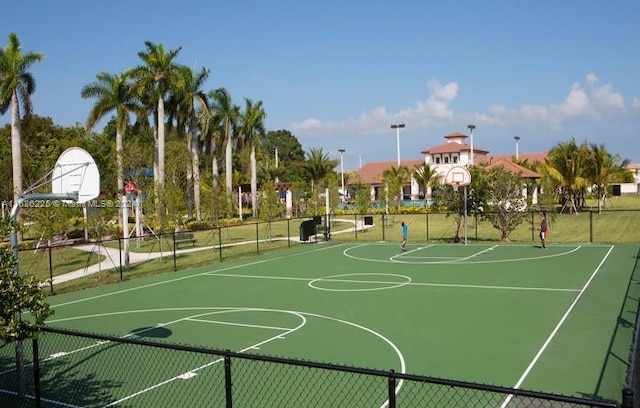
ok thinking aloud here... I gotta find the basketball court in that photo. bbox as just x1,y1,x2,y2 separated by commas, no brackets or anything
6,240,633,406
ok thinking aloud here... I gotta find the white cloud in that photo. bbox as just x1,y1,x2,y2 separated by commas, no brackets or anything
290,74,627,137
478,74,625,128
291,79,458,136
633,98,640,108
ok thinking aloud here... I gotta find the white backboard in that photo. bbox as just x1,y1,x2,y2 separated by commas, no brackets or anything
445,166,472,186
52,147,100,203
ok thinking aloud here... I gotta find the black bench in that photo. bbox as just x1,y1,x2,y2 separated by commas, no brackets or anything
172,232,197,247
315,225,330,241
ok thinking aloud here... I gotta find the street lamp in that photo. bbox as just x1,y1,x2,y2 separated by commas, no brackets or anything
467,124,476,165
338,149,346,201
514,136,520,161
391,123,405,166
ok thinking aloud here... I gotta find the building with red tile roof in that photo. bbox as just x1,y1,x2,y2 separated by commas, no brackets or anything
351,131,547,203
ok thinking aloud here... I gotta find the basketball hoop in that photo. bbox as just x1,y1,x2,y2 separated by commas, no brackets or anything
52,147,100,203
445,166,472,190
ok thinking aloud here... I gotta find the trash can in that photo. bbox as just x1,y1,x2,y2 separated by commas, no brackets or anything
364,216,373,225
300,220,316,242
612,184,621,196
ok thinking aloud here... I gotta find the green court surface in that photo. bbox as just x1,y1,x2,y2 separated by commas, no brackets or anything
32,242,640,404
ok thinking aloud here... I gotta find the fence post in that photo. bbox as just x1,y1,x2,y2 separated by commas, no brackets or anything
474,212,478,241
287,219,290,248
118,236,123,280
256,223,259,255
388,369,396,408
224,352,233,408
32,338,41,408
589,210,593,243
354,214,358,241
172,232,177,271
382,214,386,241
531,211,535,242
425,212,429,241
48,246,54,295
218,227,223,261
622,387,633,408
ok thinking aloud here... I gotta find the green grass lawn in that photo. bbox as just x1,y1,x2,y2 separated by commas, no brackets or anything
18,195,640,295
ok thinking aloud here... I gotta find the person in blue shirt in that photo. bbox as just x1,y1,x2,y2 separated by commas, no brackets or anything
401,221,409,251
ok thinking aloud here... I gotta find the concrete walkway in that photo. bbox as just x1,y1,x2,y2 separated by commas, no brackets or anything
47,218,374,286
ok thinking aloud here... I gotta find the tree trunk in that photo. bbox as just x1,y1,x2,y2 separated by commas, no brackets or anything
116,125,130,270
156,96,165,222
251,143,257,218
190,125,201,222
10,92,22,205
225,124,232,193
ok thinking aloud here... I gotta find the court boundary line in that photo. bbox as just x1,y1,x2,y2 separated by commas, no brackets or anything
44,306,406,407
344,243,584,264
201,272,581,293
499,244,616,407
51,243,347,309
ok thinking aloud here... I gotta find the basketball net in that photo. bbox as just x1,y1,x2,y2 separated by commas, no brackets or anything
452,182,460,192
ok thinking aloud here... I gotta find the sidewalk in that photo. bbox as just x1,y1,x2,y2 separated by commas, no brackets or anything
48,243,214,285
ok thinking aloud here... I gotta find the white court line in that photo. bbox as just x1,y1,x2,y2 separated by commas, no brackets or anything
206,273,579,293
103,310,308,407
499,245,615,408
185,318,294,331
451,245,498,262
345,244,583,265
390,245,434,261
51,243,344,309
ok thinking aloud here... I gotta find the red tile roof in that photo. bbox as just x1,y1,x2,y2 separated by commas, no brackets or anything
481,152,548,164
444,131,468,139
354,159,424,184
421,142,489,155
483,158,541,178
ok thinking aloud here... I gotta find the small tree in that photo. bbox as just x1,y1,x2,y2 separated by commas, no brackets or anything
0,217,54,343
1,216,54,397
259,181,284,241
480,166,529,241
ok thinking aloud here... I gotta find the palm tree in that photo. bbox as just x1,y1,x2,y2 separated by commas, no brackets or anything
586,143,620,213
303,148,338,213
208,88,239,195
0,32,44,204
129,41,183,220
413,163,442,206
81,71,141,261
381,165,410,211
238,98,266,218
304,148,338,192
169,65,209,222
544,139,589,213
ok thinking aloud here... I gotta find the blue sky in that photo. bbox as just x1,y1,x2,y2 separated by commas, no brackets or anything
2,0,639,170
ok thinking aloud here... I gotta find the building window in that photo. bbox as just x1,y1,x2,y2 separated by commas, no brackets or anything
453,156,458,163
435,157,440,164
444,157,449,164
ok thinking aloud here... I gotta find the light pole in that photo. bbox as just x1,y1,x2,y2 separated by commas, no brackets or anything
338,149,346,202
391,123,405,166
514,136,520,161
467,124,476,165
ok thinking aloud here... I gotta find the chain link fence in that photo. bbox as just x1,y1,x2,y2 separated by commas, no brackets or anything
0,326,620,407
17,209,640,296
